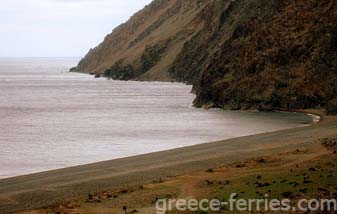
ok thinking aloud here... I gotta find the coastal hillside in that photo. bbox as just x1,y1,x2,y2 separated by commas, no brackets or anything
73,0,204,81
72,0,337,113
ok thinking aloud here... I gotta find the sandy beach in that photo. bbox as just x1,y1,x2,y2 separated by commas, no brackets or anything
0,110,336,213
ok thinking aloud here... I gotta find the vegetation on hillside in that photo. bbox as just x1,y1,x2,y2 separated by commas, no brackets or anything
75,0,337,114
103,60,134,80
103,40,169,80
194,0,337,111
140,40,169,73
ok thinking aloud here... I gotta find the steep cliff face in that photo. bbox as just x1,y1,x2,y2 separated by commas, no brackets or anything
193,0,337,111
73,0,337,113
74,0,205,81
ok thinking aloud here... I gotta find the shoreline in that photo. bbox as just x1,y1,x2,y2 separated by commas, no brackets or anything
276,108,326,121
0,109,317,180
72,70,324,126
279,109,322,124
1,110,336,213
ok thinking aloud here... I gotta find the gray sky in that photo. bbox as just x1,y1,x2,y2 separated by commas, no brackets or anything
0,0,152,57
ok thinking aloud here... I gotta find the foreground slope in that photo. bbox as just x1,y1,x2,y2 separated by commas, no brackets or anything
73,0,337,112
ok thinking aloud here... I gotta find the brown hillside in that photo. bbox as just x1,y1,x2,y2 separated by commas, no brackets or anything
73,0,337,113
74,0,205,81
193,0,337,111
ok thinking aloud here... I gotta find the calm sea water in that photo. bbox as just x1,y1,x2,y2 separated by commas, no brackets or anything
0,58,313,178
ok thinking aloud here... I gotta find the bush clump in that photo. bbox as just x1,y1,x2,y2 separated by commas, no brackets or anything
140,41,168,73
104,60,134,80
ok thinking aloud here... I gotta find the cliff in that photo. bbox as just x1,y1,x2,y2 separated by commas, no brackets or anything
72,0,337,113
73,0,205,81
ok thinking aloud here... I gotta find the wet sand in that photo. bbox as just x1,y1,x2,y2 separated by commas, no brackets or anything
0,111,336,213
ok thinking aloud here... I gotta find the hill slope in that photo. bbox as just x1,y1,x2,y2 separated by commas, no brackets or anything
73,0,205,81
72,0,337,113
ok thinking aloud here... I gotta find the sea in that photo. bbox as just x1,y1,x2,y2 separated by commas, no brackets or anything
0,58,314,178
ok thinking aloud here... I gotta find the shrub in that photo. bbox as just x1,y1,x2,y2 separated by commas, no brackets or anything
103,60,134,80
140,42,168,73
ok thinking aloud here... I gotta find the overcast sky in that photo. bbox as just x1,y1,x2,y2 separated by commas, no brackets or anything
0,0,152,57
